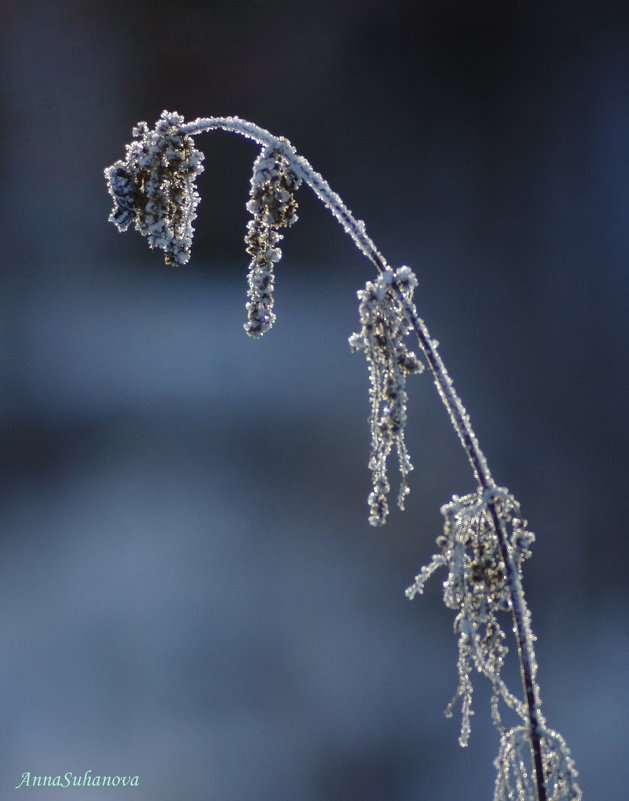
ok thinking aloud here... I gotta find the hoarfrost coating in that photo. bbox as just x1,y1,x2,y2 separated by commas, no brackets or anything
349,266,424,526
105,111,204,266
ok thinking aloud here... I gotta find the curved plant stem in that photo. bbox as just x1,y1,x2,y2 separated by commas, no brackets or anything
137,116,550,801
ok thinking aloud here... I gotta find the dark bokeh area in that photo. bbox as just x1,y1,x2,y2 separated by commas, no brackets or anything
2,0,628,798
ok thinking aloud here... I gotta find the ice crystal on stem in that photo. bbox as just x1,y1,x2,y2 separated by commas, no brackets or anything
349,267,424,525
495,726,581,801
105,111,204,266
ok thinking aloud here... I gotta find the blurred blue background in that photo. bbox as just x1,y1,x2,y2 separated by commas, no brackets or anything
2,0,628,798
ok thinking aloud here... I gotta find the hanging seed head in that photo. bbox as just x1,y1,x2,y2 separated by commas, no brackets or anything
105,111,204,266
243,145,302,338
349,266,424,525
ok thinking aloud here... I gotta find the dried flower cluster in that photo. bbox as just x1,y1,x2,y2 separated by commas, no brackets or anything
407,488,534,743
349,267,424,526
105,111,204,266
406,488,581,800
243,145,301,337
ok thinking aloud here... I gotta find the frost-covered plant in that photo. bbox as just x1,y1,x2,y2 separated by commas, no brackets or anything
348,266,424,526
106,111,582,801
106,112,204,266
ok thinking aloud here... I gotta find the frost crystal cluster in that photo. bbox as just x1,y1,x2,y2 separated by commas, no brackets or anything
406,488,581,801
407,488,534,744
105,111,204,266
243,145,301,337
494,725,581,801
349,267,424,525
106,112,583,801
